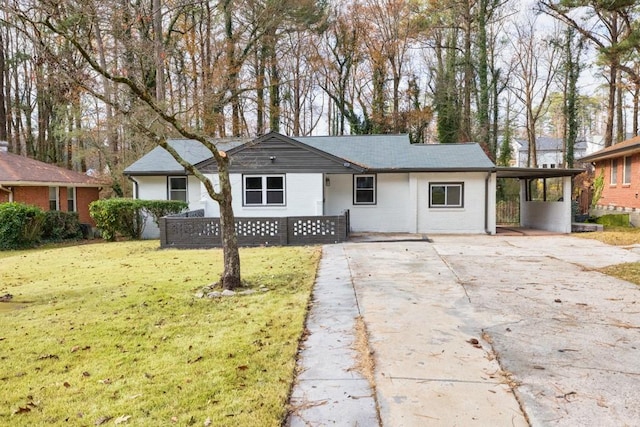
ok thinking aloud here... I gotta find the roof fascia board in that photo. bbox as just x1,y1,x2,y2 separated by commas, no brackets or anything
579,145,640,163
0,181,103,187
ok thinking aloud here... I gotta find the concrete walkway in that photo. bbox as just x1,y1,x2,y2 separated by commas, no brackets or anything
287,235,640,426
286,244,379,426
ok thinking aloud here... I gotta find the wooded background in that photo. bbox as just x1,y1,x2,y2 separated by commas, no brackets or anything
1,0,638,194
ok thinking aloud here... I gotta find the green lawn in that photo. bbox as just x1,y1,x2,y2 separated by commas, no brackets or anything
0,241,320,426
574,227,640,286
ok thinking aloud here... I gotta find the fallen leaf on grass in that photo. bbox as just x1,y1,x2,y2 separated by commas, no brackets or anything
237,365,249,371
98,378,112,385
114,415,131,425
63,381,71,388
204,418,212,426
94,415,113,425
13,406,31,415
188,356,203,364
37,354,59,360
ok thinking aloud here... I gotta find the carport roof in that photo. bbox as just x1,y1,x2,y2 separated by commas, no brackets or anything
496,166,584,179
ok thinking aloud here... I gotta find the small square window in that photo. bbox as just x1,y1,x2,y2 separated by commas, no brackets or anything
354,175,376,204
169,177,188,201
429,183,463,208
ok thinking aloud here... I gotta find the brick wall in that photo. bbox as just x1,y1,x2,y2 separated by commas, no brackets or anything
76,187,99,225
5,185,99,226
12,186,50,210
596,153,640,210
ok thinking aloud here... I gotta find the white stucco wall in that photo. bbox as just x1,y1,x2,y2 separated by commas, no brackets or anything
324,173,411,232
520,176,573,233
133,171,498,237
130,175,202,238
202,173,324,218
324,172,495,234
414,172,494,234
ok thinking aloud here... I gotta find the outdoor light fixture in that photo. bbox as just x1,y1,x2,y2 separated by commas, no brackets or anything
325,177,330,186
269,156,276,163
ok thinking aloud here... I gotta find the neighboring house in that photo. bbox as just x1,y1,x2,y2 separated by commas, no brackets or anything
578,135,640,226
125,131,581,238
0,141,103,225
514,137,588,168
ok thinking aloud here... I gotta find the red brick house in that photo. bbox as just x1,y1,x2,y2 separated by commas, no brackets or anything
579,135,640,225
0,142,103,225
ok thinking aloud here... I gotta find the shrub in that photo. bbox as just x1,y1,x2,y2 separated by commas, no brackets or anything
90,199,187,241
42,211,83,241
0,203,45,249
144,200,188,225
596,214,630,228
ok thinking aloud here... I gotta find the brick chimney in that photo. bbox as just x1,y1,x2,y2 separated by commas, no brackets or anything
0,141,8,153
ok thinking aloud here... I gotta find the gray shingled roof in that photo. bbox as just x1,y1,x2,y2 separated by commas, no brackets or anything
293,135,495,170
516,137,587,152
124,138,249,175
125,133,495,174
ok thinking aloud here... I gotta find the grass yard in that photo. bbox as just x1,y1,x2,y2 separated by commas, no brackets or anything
0,241,321,426
574,227,640,286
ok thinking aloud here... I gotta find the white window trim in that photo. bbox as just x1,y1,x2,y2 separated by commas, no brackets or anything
168,176,188,202
353,174,377,205
243,174,286,206
429,182,464,208
623,156,632,185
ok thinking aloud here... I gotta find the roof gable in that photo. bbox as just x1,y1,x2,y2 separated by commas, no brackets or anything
204,132,363,174
0,151,102,187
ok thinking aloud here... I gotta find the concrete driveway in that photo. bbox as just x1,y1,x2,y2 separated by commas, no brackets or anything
344,235,640,426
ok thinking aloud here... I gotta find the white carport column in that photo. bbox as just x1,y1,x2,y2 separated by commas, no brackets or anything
486,172,497,235
409,174,419,233
562,175,573,232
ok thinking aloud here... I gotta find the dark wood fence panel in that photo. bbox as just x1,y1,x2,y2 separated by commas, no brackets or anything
159,211,349,248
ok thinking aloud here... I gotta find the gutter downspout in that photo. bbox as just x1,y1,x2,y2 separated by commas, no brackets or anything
0,185,13,202
485,171,492,234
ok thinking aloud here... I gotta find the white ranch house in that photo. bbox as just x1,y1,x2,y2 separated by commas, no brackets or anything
124,132,582,240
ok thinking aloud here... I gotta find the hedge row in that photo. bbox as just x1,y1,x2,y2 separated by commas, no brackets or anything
0,203,82,250
89,199,187,241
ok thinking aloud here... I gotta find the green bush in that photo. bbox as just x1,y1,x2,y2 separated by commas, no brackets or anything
42,211,82,241
0,203,45,249
144,200,189,225
595,214,630,227
90,199,187,241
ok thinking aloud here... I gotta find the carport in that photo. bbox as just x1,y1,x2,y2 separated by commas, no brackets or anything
496,167,584,233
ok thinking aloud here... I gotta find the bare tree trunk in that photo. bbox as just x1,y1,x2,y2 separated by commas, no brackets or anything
217,158,241,290
153,0,165,103
616,68,624,143
0,30,7,142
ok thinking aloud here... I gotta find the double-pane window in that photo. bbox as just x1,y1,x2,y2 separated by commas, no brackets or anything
429,183,463,208
354,175,376,204
244,175,285,206
169,177,187,201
